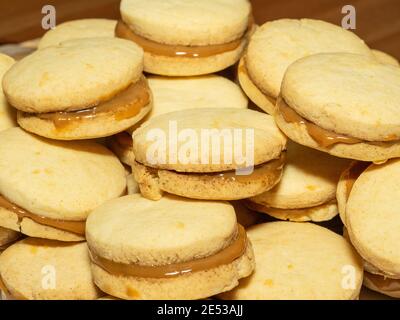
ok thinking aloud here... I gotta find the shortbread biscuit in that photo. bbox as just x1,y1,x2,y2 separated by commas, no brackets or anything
241,19,372,113
3,38,152,139
247,142,349,222
220,222,363,300
276,53,400,161
86,194,255,300
0,128,126,241
118,0,253,76
132,108,287,200
0,239,102,300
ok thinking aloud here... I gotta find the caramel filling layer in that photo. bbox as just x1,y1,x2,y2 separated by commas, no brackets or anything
278,97,363,148
0,194,85,235
35,76,151,129
152,152,285,184
90,225,247,278
366,272,400,293
246,199,336,214
343,162,370,199
115,19,252,58
212,153,285,184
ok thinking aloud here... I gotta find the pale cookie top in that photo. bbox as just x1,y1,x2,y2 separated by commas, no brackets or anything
120,0,251,45
0,54,16,132
346,159,400,276
86,194,237,265
372,49,400,67
3,38,143,113
251,142,350,209
147,75,248,119
282,53,400,141
133,108,287,172
0,128,126,221
38,19,117,49
246,19,373,98
222,222,363,300
0,240,101,300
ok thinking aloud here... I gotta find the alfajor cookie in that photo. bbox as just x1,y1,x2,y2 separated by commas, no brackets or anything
132,108,287,200
3,38,152,140
0,128,126,242
109,75,248,166
38,19,117,49
0,239,102,300
0,227,20,253
239,19,373,114
344,159,400,280
0,54,16,132
372,49,399,67
276,53,400,162
86,194,255,300
246,142,350,222
220,222,363,300
117,0,253,76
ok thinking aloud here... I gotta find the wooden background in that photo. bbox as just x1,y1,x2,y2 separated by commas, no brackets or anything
0,0,399,59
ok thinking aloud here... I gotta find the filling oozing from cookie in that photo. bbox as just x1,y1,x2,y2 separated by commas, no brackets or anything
115,17,254,58
89,224,247,278
29,76,151,129
342,161,371,200
238,57,277,106
277,97,400,148
0,194,85,236
365,272,400,294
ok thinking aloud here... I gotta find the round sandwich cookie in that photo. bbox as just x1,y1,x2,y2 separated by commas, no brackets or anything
239,19,373,114
0,227,20,253
132,108,287,200
0,54,16,132
3,37,152,140
246,142,350,222
275,53,400,162
0,239,102,300
38,19,117,49
372,49,400,67
345,159,400,279
219,222,363,300
117,0,254,76
109,75,248,166
86,194,255,300
0,128,126,242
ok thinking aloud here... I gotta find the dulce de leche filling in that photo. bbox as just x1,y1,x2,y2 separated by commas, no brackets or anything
35,76,151,129
90,225,247,278
343,161,370,199
207,152,285,184
0,194,85,235
115,19,252,58
366,272,400,293
277,97,363,148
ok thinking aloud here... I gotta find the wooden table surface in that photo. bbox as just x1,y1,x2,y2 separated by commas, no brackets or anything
0,0,399,59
